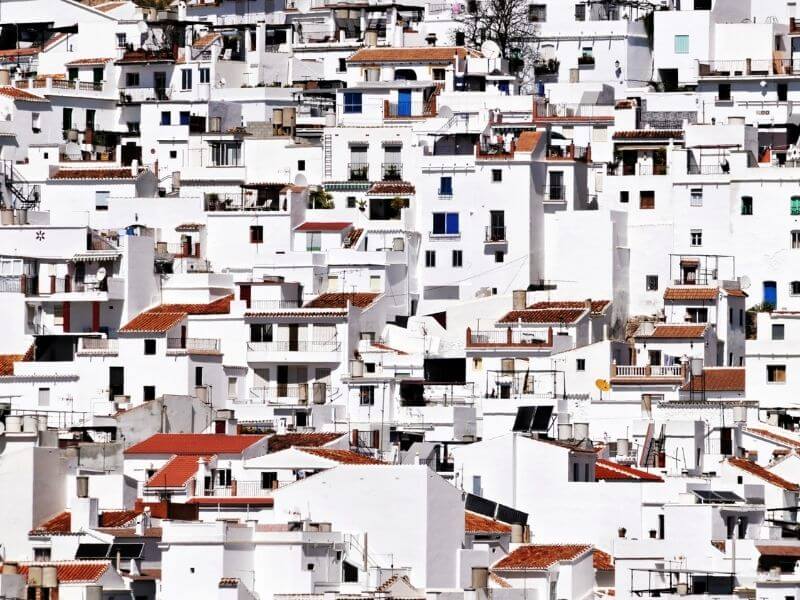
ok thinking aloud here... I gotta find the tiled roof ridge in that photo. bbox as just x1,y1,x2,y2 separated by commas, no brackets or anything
728,457,799,491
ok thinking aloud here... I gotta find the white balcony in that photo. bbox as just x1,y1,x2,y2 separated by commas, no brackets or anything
246,340,342,364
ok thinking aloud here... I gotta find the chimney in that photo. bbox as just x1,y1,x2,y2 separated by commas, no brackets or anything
135,506,151,536
196,457,209,496
72,496,99,530
130,159,139,177
584,298,592,312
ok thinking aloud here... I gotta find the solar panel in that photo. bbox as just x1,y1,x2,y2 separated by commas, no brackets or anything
496,504,528,526
512,406,536,432
692,490,717,503
712,491,744,504
75,543,110,559
465,493,497,519
692,489,743,504
108,543,144,560
531,405,554,432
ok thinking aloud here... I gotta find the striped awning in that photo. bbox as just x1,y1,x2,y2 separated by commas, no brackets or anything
72,251,120,262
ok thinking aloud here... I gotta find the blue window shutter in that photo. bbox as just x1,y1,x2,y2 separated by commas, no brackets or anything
446,213,459,234
440,177,452,195
433,213,445,234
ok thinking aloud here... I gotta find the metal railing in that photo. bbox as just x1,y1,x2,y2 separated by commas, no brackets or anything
205,193,285,212
688,164,726,175
166,337,221,353
247,299,303,310
53,79,104,92
467,329,549,347
348,162,369,182
485,226,506,242
118,87,171,103
247,340,341,353
544,185,566,201
381,162,403,181
205,481,273,497
246,384,312,404
0,275,38,295
77,338,119,353
533,101,614,119
613,365,683,377
698,59,800,77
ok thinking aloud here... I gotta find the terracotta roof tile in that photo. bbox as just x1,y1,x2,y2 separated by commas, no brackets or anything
465,511,512,534
527,300,610,316
244,310,347,319
294,221,352,232
593,549,614,571
756,545,800,557
192,33,221,50
146,455,209,488
30,511,71,535
725,288,748,297
0,86,47,102
186,497,274,506
267,432,344,453
642,325,707,339
150,295,232,315
119,311,185,333
116,49,176,65
0,354,22,376
728,457,799,491
489,573,512,588
219,577,239,588
367,182,415,195
0,48,39,59
371,342,407,355
125,433,266,455
498,308,586,324
745,428,800,449
493,544,592,571
664,287,719,301
65,57,113,66
305,292,379,309
515,131,544,152
348,46,478,64
95,1,126,12
99,510,141,527
681,368,745,392
595,459,663,482
297,447,384,464
51,168,137,180
613,130,684,140
18,562,109,583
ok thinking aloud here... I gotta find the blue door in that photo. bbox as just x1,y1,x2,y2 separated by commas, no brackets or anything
398,90,412,117
764,281,777,307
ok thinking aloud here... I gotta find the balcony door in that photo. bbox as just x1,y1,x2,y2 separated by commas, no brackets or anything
109,366,124,401
398,90,412,117
490,210,505,241
288,324,299,352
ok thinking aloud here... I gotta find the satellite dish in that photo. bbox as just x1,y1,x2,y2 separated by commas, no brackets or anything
96,267,107,281
595,379,610,392
481,40,501,59
438,105,453,120
740,275,751,290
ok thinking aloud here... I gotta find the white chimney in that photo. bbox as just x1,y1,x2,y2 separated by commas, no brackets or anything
72,497,99,530
130,159,139,177
135,506,151,536
196,457,209,496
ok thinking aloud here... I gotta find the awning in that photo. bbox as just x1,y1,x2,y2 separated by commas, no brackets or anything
72,251,120,262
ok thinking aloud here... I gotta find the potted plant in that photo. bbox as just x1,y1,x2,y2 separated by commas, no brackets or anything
390,196,407,212
356,199,367,212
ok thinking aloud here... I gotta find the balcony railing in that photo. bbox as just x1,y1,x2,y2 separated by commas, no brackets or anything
119,87,171,103
382,162,403,181
247,340,341,353
612,364,684,378
77,337,119,354
205,481,273,497
205,193,285,212
688,164,727,175
533,101,614,120
53,79,104,92
638,164,669,176
246,384,314,404
166,337,221,353
485,226,506,242
247,299,303,310
544,185,565,202
466,327,551,348
348,163,369,182
698,59,800,77
0,275,38,295
577,55,595,67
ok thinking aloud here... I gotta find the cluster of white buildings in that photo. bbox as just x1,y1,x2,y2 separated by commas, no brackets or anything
6,0,800,599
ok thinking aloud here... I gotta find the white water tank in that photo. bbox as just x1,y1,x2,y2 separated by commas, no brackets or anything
313,382,326,404
350,360,364,377
0,69,10,86
76,475,89,498
733,405,747,423
22,415,38,433
42,565,57,588
557,423,573,441
616,438,630,457
512,290,527,310
5,415,21,433
27,565,42,587
573,422,589,441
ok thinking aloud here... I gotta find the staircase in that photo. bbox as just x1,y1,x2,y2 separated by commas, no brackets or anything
2,161,39,209
323,134,332,180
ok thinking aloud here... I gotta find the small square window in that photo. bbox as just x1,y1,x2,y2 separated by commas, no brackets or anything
425,250,436,267
160,111,171,126
144,339,156,355
674,35,690,54
690,188,703,207
346,196,356,208
494,251,504,263
452,249,463,267
646,275,659,291
768,364,787,383
143,385,156,401
491,169,502,182
773,324,785,340
620,191,629,204
298,160,306,171
576,358,586,371
640,191,655,209
169,150,177,159
691,229,703,247
250,225,264,244
125,72,140,87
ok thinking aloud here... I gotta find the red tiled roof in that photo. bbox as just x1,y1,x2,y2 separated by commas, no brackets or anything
498,308,586,324
490,573,512,588
192,33,221,49
30,511,71,535
368,182,415,195
297,447,384,464
595,459,663,482
493,544,592,571
294,221,351,232
219,577,240,588
51,168,137,180
0,86,47,102
267,432,344,453
681,368,745,392
515,131,544,153
527,300,610,316
725,288,748,297
244,310,347,319
745,428,800,449
613,130,684,140
18,562,109,583
756,545,800,557
65,57,113,66
593,549,614,571
99,510,140,527
95,1,126,12
371,342,407,355
0,48,39,59
664,287,719,301
642,325,707,339
0,354,22,376
304,292,379,309
728,457,799,491
125,433,266,455
175,223,204,232
119,311,184,333
186,497,274,506
348,46,477,64
465,511,512,534
116,49,175,65
146,455,208,487
150,295,232,315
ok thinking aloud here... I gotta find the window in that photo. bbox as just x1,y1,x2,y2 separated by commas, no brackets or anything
125,72,139,87
160,111,171,126
433,68,446,81
126,121,140,134
181,69,192,90
306,232,321,251
38,387,50,407
116,33,127,48
779,83,788,102
432,212,459,235
85,109,95,130
143,385,156,401
250,323,273,342
31,112,40,133
792,281,800,295
768,365,787,383
686,308,708,323
261,472,278,490
439,176,453,196
572,463,579,482
690,188,703,207
620,191,629,204
494,250,505,263
718,83,731,102
347,196,356,208
95,191,109,211
169,150,177,159
690,229,703,247
425,250,436,267
674,35,690,54
575,3,586,20
62,107,73,131
327,275,339,292
250,225,264,244
492,169,502,182
741,196,753,215
528,4,546,21
228,377,237,399
338,58,346,72
199,67,210,83
210,142,241,166
179,111,191,126
646,275,659,291
640,190,655,209
792,197,800,215
452,250,463,267
298,160,306,171
343,92,363,114
792,230,800,249
576,358,586,371
359,386,375,405
369,275,381,292
365,362,376,373
195,366,203,387
33,548,51,562
144,339,156,355
773,324,785,340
